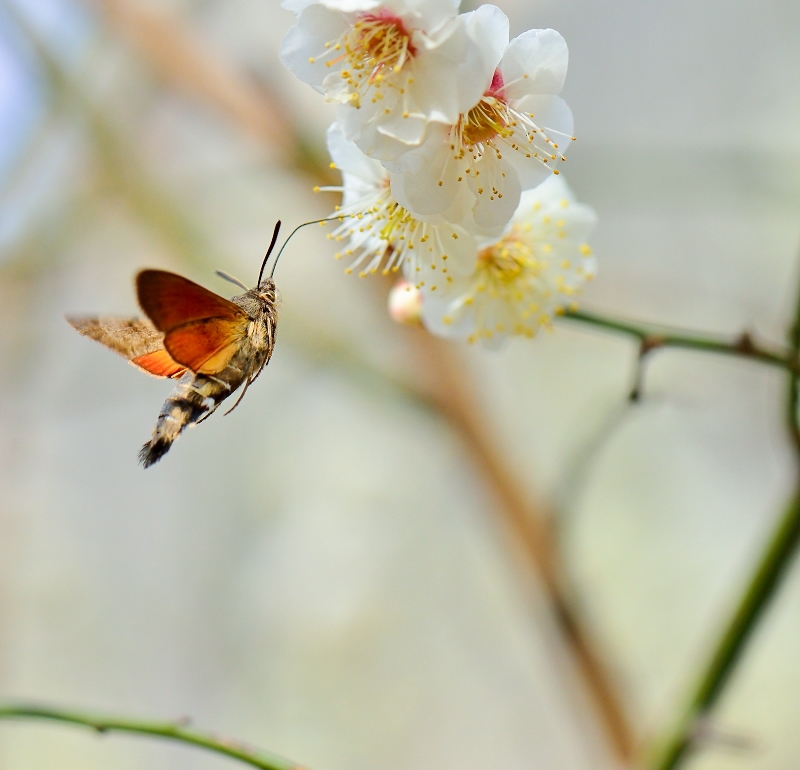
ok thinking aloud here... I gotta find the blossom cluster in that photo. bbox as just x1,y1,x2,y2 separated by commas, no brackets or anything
281,0,597,345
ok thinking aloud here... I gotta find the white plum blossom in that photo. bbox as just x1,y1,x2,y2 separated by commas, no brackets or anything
319,124,477,290
421,175,597,346
385,4,575,230
281,0,492,158
281,1,592,347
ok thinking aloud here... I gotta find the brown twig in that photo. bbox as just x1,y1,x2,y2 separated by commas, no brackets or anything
402,326,635,761
89,0,291,152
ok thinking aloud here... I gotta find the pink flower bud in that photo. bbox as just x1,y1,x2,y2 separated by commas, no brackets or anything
388,279,423,327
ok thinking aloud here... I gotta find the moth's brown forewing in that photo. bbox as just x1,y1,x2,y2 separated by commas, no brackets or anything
136,270,245,330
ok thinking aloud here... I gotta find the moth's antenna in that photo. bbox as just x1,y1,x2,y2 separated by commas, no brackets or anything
269,216,340,280
216,270,249,291
257,220,282,287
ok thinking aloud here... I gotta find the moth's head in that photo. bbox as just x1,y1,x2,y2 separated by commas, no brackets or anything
256,279,277,304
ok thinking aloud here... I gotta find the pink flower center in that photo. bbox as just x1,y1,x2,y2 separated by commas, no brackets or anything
486,69,506,99
353,10,416,68
318,9,415,107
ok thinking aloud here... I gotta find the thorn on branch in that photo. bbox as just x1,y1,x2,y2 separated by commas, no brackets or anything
734,331,756,355
629,336,664,401
690,716,759,753
640,334,666,356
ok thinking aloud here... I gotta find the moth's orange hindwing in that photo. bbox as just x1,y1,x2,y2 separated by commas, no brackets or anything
67,316,185,379
131,349,187,379
163,317,248,375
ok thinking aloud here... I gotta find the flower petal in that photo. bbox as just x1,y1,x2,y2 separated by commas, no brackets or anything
383,0,461,33
405,15,490,124
314,0,381,12
401,222,476,288
280,5,349,92
525,184,598,245
378,109,430,146
406,42,466,125
513,94,575,182
499,28,569,99
387,129,459,216
503,147,553,191
337,100,422,161
326,123,388,203
465,154,521,229
281,0,316,13
462,4,508,72
420,278,477,340
516,94,573,134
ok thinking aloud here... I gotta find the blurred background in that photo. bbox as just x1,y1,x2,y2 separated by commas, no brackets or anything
1,1,800,768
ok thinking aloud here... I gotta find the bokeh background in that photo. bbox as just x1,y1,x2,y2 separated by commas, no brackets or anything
1,1,800,768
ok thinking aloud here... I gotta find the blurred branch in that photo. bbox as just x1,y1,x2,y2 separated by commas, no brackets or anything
85,0,333,181
786,268,800,455
647,241,800,770
0,110,59,211
0,703,303,770
647,492,800,770
0,0,221,271
91,0,288,149
401,325,635,761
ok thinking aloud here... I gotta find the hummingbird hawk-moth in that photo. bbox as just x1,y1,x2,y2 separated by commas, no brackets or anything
68,222,283,467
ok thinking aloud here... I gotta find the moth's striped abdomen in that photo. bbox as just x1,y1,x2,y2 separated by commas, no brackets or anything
139,375,229,467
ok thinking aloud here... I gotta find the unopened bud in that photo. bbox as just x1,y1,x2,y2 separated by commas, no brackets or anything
388,279,423,327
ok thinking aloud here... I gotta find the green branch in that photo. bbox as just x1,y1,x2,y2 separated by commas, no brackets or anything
644,255,800,769
0,703,303,770
563,309,797,375
646,493,800,769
